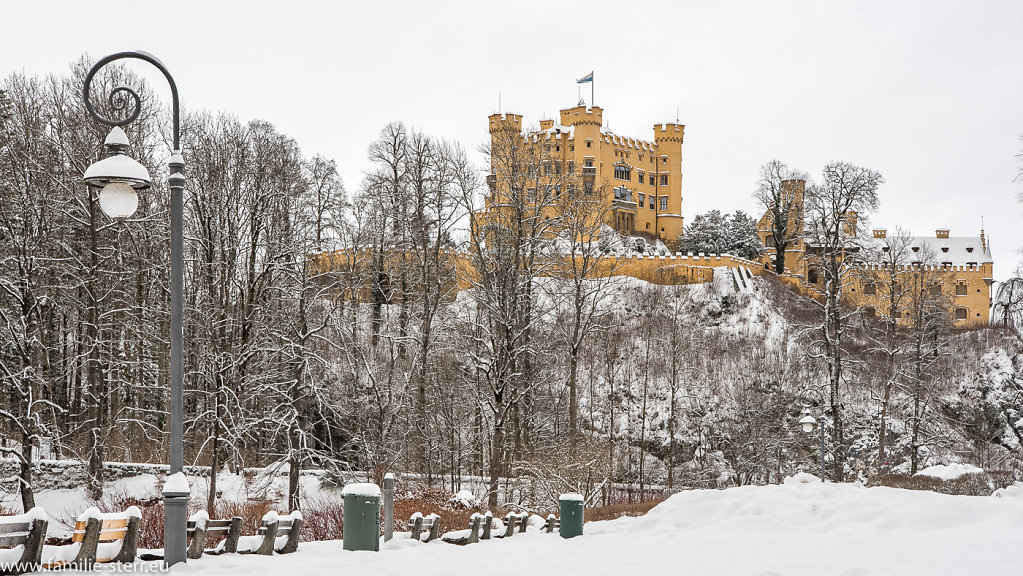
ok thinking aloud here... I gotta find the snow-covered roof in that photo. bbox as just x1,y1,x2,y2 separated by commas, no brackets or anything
866,235,992,266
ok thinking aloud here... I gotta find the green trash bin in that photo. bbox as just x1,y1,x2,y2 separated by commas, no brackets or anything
343,483,381,551
558,493,584,538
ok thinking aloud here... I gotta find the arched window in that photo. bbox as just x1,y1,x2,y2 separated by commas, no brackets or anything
614,165,631,181
807,268,819,284
955,307,969,320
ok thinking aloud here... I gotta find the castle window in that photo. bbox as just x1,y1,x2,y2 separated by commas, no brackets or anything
929,283,942,296
662,157,667,164
955,307,969,320
556,145,560,152
955,282,968,296
638,171,644,182
571,145,575,152
556,163,562,174
586,141,592,148
660,175,668,186
638,193,645,206
584,159,593,167
649,195,655,209
568,162,574,174
966,247,974,253
864,282,876,295
765,235,776,248
660,197,667,211
649,175,655,185
614,165,631,181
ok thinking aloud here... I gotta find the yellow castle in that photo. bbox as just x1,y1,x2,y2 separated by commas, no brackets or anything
486,103,686,242
755,179,994,326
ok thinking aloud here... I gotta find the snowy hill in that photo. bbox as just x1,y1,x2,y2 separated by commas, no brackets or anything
64,480,1022,576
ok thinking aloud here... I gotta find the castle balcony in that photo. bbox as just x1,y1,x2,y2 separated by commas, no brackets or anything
582,166,597,177
613,199,637,212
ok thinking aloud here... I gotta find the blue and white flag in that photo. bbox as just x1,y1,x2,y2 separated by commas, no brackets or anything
577,72,593,84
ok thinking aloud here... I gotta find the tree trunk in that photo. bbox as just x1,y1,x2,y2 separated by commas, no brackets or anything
19,431,35,511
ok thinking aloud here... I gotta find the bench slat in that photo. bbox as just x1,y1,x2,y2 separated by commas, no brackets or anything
208,519,234,528
0,533,29,547
0,522,31,535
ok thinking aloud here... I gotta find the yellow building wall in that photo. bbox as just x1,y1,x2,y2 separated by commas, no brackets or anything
487,105,686,243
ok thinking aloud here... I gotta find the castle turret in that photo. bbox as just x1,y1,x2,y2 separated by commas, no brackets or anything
488,112,522,134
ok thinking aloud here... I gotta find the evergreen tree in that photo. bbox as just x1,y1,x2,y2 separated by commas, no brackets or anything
680,209,763,259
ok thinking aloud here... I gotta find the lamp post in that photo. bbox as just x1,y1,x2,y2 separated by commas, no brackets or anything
81,51,188,567
797,387,826,482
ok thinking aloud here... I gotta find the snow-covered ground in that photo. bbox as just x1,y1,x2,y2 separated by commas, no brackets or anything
16,479,1019,576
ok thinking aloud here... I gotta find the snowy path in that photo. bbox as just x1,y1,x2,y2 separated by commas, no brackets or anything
25,481,1023,576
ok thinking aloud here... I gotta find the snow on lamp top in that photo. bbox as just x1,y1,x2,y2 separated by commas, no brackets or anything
162,471,191,495
341,482,381,497
104,126,130,147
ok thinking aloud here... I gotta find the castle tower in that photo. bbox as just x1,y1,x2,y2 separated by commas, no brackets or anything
652,122,685,239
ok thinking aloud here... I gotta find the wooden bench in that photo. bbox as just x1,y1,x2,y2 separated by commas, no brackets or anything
543,514,561,533
409,513,441,543
440,514,483,546
186,512,242,558
498,512,527,538
0,508,48,575
236,511,302,556
270,512,302,554
43,507,140,569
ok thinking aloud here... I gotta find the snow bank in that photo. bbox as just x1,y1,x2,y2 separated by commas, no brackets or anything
449,489,480,508
783,472,821,484
341,482,381,497
915,463,984,480
993,482,1023,499
169,482,1023,576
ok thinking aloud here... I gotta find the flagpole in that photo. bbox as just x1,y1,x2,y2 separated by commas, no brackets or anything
591,72,594,106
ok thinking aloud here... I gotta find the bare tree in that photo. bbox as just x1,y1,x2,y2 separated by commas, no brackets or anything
859,228,914,469
803,161,883,481
754,160,807,274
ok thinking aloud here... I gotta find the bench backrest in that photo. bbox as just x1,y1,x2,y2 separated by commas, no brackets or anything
0,521,31,548
187,518,235,535
73,518,128,543
259,518,294,536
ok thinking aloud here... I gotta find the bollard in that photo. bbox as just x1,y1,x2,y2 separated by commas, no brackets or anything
558,493,584,539
383,474,394,542
342,483,381,551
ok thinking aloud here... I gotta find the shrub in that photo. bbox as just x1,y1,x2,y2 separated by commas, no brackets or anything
584,499,663,522
869,471,1018,496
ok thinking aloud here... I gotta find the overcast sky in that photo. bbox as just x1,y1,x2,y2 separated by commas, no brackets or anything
4,0,1023,280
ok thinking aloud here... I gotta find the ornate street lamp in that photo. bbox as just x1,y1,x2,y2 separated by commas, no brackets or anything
81,51,188,567
797,387,827,482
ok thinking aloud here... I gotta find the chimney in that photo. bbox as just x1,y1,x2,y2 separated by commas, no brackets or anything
936,228,949,239
872,228,887,239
